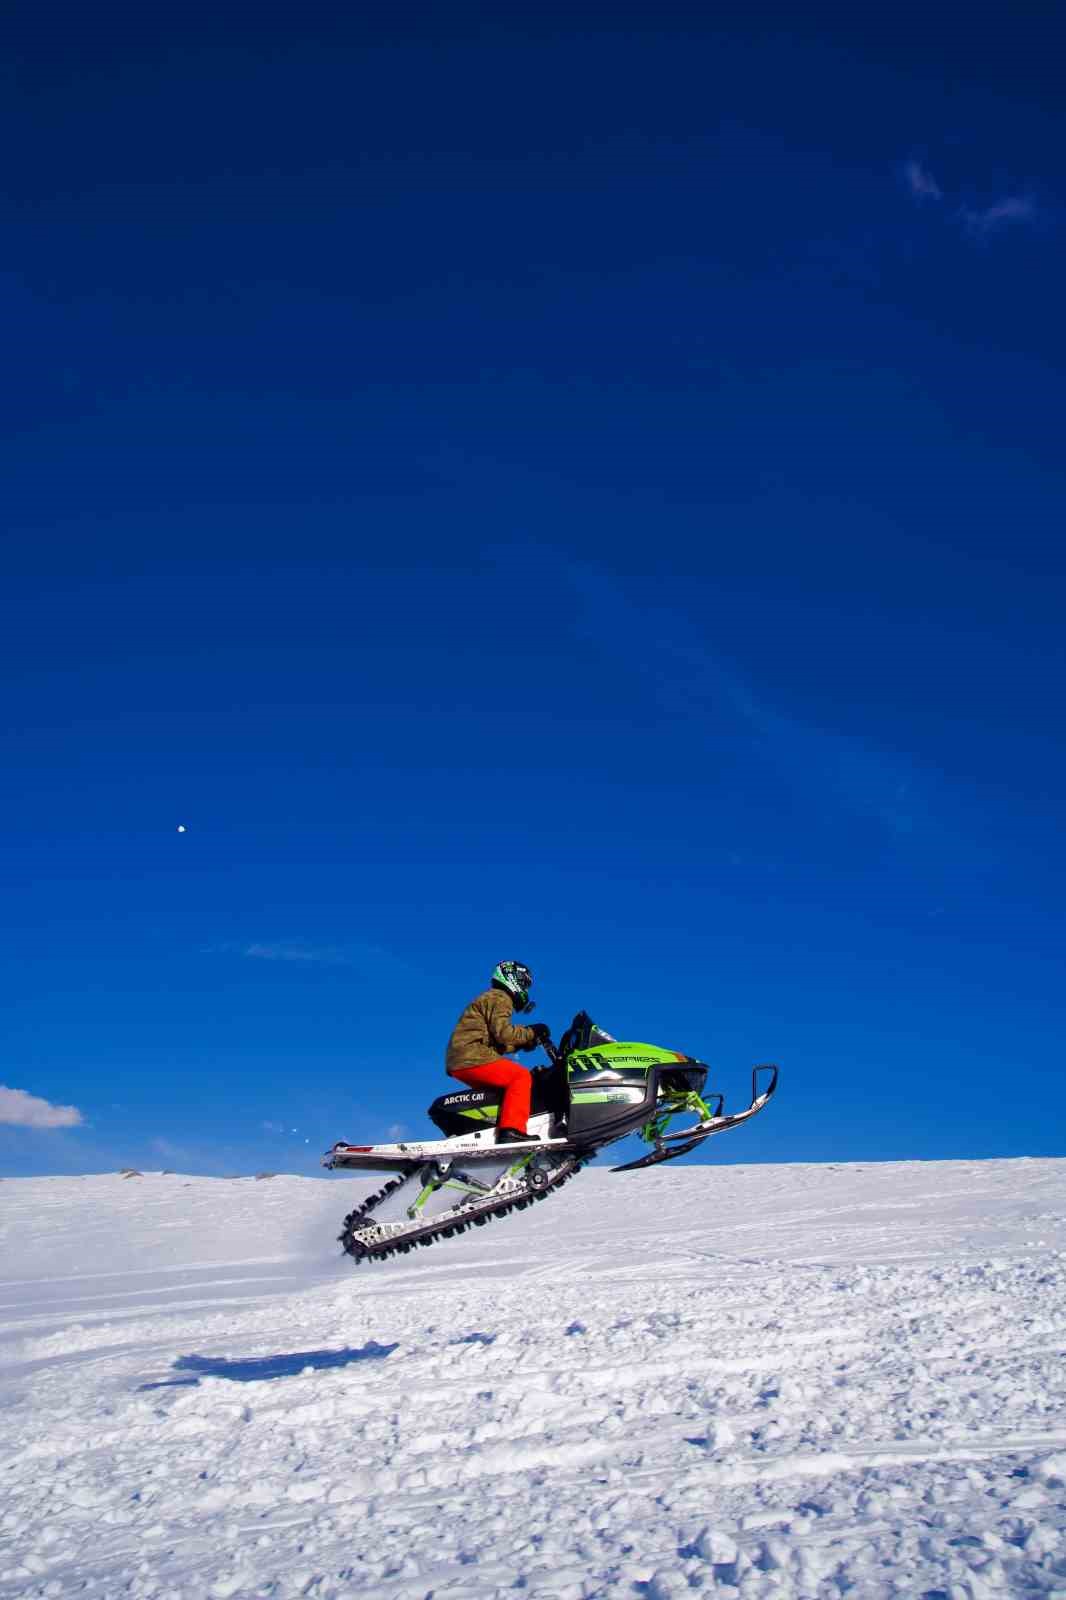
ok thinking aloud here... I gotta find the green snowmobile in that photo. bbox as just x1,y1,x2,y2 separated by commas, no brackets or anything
323,1011,778,1264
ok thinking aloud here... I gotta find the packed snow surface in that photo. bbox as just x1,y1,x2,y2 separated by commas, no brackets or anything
2,1158,1065,1598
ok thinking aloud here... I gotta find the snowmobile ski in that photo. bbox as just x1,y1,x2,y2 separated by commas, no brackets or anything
610,1064,778,1171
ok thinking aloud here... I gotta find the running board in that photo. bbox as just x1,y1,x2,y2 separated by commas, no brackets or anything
323,1134,570,1173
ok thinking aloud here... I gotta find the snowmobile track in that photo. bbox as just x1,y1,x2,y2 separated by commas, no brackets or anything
339,1157,583,1264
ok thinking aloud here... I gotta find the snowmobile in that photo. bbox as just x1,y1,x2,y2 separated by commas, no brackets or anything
323,1011,778,1265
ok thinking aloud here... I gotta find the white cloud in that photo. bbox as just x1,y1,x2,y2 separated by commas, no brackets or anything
901,155,1043,240
0,1085,83,1129
243,941,353,965
904,159,942,201
959,195,1039,235
151,1137,190,1162
205,939,359,967
206,939,415,978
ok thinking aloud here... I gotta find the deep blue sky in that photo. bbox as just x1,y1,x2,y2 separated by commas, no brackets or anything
3,2,1064,1178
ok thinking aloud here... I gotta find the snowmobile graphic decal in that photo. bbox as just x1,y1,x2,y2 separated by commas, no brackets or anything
567,1045,682,1075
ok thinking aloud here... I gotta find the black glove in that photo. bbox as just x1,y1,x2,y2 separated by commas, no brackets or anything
530,1022,552,1047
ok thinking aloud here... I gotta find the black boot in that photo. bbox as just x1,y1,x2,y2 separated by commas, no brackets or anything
495,1127,530,1145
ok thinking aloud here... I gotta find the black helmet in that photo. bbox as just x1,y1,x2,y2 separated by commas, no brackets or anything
491,960,534,1012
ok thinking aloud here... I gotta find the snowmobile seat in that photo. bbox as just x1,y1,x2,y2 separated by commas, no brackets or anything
428,1067,565,1136
428,1086,502,1137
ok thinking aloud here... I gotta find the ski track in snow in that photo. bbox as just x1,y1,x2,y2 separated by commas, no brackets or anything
1,1159,1065,1598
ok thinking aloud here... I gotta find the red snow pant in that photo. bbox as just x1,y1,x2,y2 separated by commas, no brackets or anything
448,1058,531,1135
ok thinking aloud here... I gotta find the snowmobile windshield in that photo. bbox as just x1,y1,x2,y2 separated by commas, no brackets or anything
557,1011,616,1057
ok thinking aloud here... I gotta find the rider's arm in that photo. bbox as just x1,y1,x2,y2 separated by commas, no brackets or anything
484,990,537,1055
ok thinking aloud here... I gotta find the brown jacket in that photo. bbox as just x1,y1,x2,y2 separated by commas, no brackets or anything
446,987,537,1074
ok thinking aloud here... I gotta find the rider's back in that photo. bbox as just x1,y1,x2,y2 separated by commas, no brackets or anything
445,988,535,1074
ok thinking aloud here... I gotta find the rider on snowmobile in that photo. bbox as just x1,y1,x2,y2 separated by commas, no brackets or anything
445,962,551,1144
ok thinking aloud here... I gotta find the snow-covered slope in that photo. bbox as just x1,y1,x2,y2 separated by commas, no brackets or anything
2,1159,1065,1598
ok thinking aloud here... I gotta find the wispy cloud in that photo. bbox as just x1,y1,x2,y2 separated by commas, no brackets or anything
151,1136,191,1163
959,195,1039,235
902,155,1043,240
243,940,355,965
0,1085,83,1129
904,159,942,201
206,939,417,985
207,939,357,967
562,560,927,837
